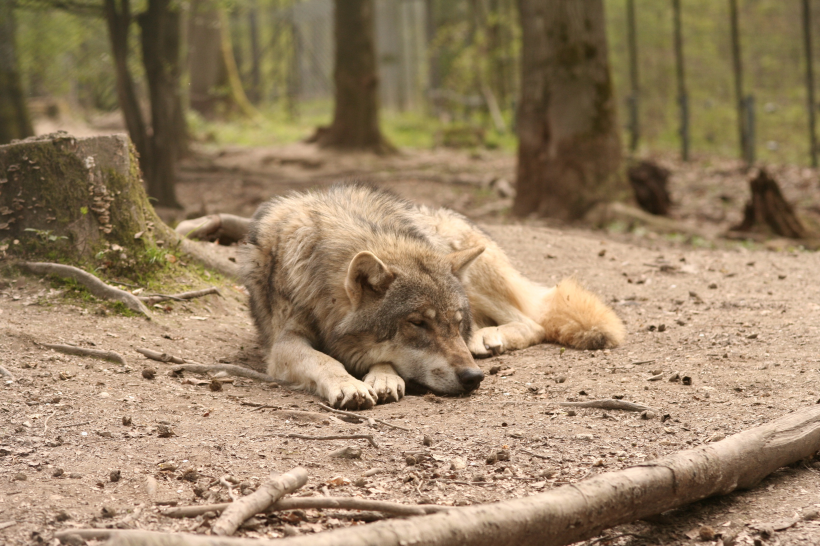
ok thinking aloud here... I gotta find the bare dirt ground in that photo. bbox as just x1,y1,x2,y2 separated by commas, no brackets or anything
2,141,820,546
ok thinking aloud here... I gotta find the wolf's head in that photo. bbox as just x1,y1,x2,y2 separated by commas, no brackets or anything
331,245,486,395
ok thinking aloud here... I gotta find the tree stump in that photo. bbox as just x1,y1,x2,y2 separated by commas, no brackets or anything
0,132,238,278
732,168,808,239
627,160,671,216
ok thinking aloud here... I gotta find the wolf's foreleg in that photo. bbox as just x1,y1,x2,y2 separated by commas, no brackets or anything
269,330,377,410
362,363,405,403
468,317,546,357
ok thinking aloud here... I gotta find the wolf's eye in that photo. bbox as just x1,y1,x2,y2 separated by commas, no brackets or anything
408,318,425,328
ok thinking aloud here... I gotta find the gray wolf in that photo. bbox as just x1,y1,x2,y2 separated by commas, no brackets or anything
240,184,625,410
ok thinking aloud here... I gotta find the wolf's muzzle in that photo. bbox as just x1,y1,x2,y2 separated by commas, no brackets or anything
457,368,485,392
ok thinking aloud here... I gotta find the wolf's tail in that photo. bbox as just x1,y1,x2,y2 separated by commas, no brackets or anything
539,278,625,350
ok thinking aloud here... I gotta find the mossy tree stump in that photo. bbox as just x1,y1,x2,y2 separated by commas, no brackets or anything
0,132,176,274
733,168,808,239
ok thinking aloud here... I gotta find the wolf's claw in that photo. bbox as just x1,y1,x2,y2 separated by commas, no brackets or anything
331,379,377,410
363,368,405,404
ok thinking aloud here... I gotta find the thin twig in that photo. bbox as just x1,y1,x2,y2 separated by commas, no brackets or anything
559,399,654,413
162,496,451,519
140,287,221,306
135,347,185,364
172,363,279,384
42,343,126,365
315,402,412,431
0,365,15,382
19,262,151,317
219,476,239,502
520,448,551,460
278,433,379,449
56,421,91,428
43,411,55,436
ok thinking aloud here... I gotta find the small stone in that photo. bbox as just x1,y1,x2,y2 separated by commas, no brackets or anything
69,472,83,479
592,459,605,467
354,477,367,487
422,435,432,447
406,455,417,466
668,372,681,382
99,392,110,398
539,469,556,479
489,366,501,375
699,526,716,541
12,472,26,481
657,324,666,332
182,467,199,482
472,474,486,482
497,449,510,461
640,410,655,420
156,424,174,438
330,446,362,459
209,379,222,392
565,410,577,416
575,433,594,441
708,283,718,289
555,375,567,384
682,375,692,386
52,468,64,478
803,509,819,521
450,457,466,470
158,462,178,471
485,452,498,465
55,511,71,522
647,325,656,332
109,469,121,482
142,368,156,380
722,531,738,546
122,415,132,426
100,506,116,518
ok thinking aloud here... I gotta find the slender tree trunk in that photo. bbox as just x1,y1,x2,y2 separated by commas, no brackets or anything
139,0,183,208
513,0,625,221
188,0,225,115
248,1,261,104
103,0,152,183
316,0,393,153
0,1,34,144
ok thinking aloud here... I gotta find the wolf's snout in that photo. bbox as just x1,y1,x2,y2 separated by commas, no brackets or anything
457,368,484,392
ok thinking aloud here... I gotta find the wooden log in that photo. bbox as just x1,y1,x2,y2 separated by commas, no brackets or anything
211,467,308,536
175,214,251,244
161,497,451,518
94,405,820,546
732,168,809,238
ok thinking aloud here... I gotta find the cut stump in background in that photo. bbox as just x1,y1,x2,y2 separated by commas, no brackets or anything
733,168,808,239
627,160,671,216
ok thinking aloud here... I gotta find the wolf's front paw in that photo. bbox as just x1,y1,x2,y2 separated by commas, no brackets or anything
363,365,405,404
328,379,377,410
468,327,505,358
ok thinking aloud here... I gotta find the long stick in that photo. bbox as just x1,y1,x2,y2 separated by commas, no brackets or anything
211,467,308,536
162,496,451,518
558,399,654,412
19,262,150,317
140,287,221,306
315,402,412,431
43,343,126,365
135,347,185,364
279,433,379,449
172,363,278,384
0,365,15,382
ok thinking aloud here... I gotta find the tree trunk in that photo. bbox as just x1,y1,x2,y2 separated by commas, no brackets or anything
513,0,625,221
0,1,34,145
103,0,153,184
188,0,226,115
315,0,393,153
138,0,184,209
733,168,809,239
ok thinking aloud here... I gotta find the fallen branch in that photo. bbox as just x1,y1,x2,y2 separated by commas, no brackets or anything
559,399,654,413
0,365,15,382
19,262,150,317
278,433,379,449
135,347,185,364
162,496,451,519
42,343,126,365
172,363,278,384
519,448,551,460
212,467,308,536
315,402,412,432
139,287,221,306
175,214,251,244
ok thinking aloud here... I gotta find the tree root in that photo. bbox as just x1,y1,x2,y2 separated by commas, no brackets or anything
162,496,451,519
315,402,413,431
0,365,15,382
212,467,308,536
175,214,251,244
19,262,151,317
140,287,220,306
171,363,279,384
135,347,185,364
42,343,126,365
559,399,654,412
277,433,379,449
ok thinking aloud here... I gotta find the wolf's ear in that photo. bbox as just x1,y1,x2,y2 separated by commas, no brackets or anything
447,245,485,280
345,251,395,310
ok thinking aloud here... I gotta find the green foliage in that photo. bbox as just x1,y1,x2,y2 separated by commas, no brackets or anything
23,228,68,243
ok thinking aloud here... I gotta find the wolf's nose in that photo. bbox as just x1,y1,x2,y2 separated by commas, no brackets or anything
457,368,484,392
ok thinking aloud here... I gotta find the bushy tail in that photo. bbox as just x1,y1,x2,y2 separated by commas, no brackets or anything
540,278,625,350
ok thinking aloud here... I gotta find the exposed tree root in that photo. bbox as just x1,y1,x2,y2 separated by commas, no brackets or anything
559,399,654,412
135,347,185,364
19,262,151,317
0,365,15,381
171,363,279,385
175,214,251,244
42,343,126,365
139,287,221,306
277,433,379,449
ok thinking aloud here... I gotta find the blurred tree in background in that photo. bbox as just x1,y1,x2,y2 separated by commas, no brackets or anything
0,0,35,143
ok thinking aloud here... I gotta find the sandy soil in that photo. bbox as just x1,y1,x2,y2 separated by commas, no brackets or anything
2,142,820,546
